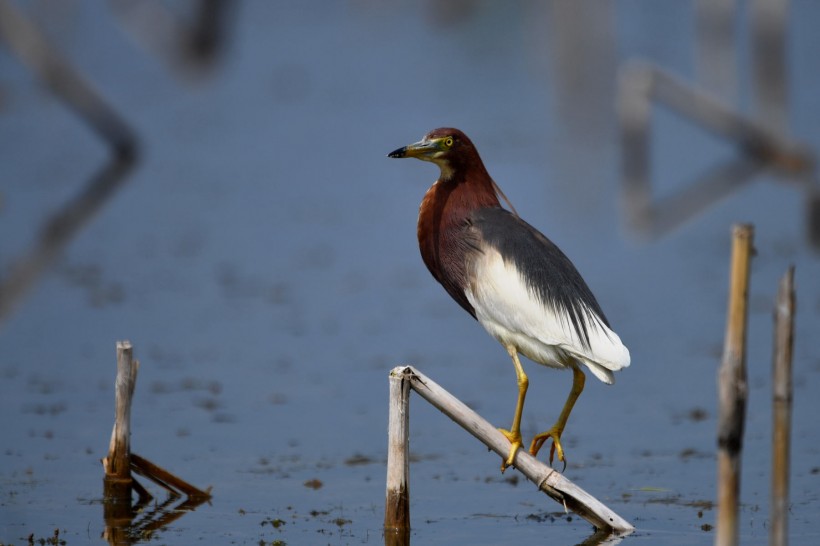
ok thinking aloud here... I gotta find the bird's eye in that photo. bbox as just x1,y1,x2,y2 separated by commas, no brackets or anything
444,137,454,147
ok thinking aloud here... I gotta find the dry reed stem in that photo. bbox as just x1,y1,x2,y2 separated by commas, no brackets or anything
715,224,754,546
771,266,795,546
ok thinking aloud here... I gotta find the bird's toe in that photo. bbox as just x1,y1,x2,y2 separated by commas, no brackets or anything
530,429,566,470
497,427,522,472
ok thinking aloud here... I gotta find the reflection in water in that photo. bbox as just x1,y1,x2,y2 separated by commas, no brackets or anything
749,0,789,133
103,454,211,545
619,3,818,245
695,0,738,102
0,0,138,323
383,526,410,546
381,525,630,546
578,528,631,546
103,489,210,545
618,61,816,243
0,154,136,323
111,0,238,82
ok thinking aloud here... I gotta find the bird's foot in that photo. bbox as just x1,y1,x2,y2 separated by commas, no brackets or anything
497,427,522,473
529,428,566,471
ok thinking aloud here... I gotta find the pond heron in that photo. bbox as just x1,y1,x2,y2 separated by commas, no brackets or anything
388,128,630,471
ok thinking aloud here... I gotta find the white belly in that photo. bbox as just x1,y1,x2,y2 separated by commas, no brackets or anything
465,247,630,384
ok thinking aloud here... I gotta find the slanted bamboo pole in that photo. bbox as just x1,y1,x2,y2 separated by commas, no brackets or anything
771,266,795,546
385,366,634,535
716,224,754,546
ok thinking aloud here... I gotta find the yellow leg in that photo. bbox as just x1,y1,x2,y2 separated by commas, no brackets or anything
497,345,528,472
529,364,586,468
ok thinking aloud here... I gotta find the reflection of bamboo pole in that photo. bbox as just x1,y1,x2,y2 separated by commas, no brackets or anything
716,224,754,546
0,0,136,154
771,266,795,546
385,366,634,535
695,0,737,102
0,1,138,324
621,62,813,175
750,0,789,133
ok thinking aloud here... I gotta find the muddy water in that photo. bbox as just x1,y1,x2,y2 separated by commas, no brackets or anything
2,3,819,545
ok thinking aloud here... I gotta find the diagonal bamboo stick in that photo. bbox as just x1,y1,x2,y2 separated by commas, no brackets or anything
385,365,634,535
130,453,212,500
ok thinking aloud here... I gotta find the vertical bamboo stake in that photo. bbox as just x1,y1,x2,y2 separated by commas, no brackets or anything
716,224,754,546
103,341,139,502
771,266,795,546
384,368,411,537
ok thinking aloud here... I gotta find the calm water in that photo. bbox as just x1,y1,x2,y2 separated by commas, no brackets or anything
2,2,819,545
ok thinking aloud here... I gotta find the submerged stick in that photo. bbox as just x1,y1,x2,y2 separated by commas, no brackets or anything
130,453,212,500
771,266,795,546
716,224,754,546
385,366,634,534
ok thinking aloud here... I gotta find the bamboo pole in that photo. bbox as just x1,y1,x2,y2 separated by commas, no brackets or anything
715,224,754,546
103,341,139,495
385,366,634,535
384,368,411,532
771,266,795,546
102,341,139,537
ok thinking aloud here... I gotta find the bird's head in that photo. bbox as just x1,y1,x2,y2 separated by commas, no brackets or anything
388,127,478,180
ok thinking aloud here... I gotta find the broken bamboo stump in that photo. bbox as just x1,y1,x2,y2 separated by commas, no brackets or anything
103,341,139,503
384,365,634,536
102,340,139,539
715,224,754,546
771,266,795,546
101,340,211,544
384,370,411,544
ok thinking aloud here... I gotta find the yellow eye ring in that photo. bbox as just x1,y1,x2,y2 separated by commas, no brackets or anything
444,137,454,147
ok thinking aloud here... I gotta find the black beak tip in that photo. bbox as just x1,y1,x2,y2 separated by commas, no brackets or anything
387,146,406,158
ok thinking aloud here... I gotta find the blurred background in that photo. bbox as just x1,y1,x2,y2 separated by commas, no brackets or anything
1,1,818,544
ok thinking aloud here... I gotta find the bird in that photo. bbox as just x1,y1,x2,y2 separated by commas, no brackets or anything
388,127,630,472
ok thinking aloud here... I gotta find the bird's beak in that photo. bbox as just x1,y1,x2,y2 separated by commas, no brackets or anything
388,137,442,160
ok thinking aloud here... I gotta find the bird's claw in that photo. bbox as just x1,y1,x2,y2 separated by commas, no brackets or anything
497,427,522,473
529,429,567,472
